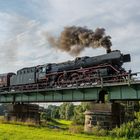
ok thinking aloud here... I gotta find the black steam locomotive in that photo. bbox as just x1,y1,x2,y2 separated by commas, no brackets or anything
0,50,131,92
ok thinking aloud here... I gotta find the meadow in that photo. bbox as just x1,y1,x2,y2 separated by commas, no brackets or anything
0,121,127,140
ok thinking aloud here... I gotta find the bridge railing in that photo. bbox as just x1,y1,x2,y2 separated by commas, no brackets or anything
1,72,140,94
56,72,140,88
99,72,139,87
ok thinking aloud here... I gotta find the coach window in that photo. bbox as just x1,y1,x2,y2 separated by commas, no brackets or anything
42,67,46,73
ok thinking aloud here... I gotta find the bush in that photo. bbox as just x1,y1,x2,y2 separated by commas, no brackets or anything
97,129,108,136
92,126,108,136
110,112,140,139
69,125,84,134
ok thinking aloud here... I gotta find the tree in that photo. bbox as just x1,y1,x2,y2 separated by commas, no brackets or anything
73,102,90,125
59,103,67,119
51,106,60,118
59,102,74,120
65,103,74,120
46,105,60,119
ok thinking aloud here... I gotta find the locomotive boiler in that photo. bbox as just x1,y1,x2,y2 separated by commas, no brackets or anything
0,50,131,92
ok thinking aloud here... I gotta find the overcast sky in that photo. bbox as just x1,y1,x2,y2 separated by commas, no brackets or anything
0,0,140,73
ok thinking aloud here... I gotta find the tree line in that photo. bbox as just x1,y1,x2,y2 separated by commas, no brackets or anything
42,102,89,124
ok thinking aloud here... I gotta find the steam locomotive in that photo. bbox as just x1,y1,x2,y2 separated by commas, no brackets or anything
0,50,131,92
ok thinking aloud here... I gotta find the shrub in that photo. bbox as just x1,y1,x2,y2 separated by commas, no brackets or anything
69,125,84,134
92,126,108,136
97,129,108,136
110,112,140,139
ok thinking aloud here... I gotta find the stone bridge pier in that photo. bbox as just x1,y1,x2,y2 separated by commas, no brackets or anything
84,101,139,132
84,102,124,132
5,103,41,124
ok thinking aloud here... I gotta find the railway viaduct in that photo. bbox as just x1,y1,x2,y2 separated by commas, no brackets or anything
0,73,140,102
1,73,140,132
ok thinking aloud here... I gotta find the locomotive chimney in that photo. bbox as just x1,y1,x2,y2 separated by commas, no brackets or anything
106,48,111,53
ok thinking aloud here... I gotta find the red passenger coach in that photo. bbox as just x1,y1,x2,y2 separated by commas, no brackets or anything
0,73,15,88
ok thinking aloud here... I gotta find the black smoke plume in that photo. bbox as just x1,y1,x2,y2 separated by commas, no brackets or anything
46,26,112,56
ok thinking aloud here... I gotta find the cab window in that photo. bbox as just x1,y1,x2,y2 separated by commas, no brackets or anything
42,67,46,73
39,67,46,73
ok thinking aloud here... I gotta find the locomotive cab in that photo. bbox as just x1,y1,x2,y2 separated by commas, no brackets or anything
36,65,49,82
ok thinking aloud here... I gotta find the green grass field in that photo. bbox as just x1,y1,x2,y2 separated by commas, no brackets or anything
0,123,127,140
0,120,129,140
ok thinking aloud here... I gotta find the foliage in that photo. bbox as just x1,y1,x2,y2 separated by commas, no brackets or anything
92,126,108,137
43,102,90,124
59,103,66,119
59,102,74,120
65,103,74,120
40,112,50,121
73,102,90,125
69,124,84,133
45,105,60,119
43,103,74,120
110,112,140,139
73,105,85,124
